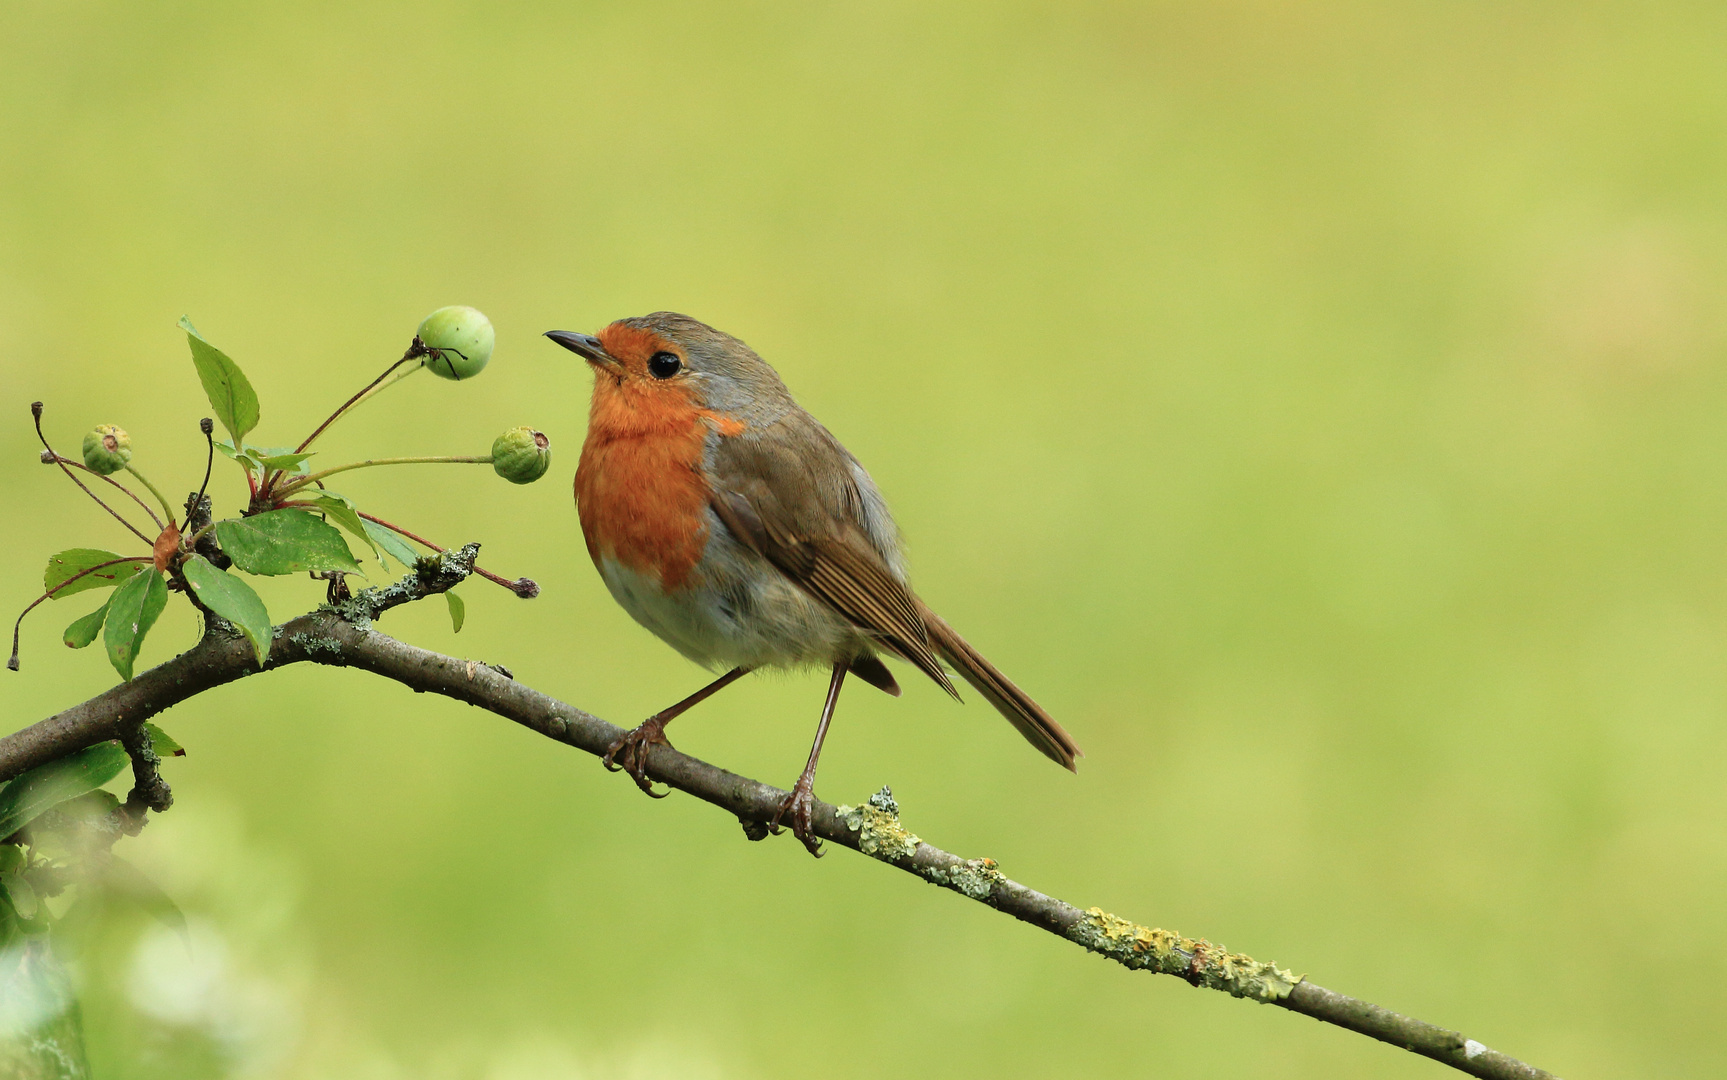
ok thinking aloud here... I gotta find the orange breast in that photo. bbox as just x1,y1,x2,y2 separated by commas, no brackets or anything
574,375,716,592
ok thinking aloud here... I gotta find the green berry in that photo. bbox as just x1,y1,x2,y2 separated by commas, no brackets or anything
492,427,551,484
417,306,494,380
81,424,132,475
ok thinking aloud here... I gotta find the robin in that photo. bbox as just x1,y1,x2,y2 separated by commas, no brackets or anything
545,313,1080,854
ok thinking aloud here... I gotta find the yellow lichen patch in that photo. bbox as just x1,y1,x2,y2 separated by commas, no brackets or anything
1066,907,1304,1002
923,856,1007,900
836,787,921,862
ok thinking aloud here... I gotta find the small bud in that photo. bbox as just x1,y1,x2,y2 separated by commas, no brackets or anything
418,305,494,381
82,424,132,475
509,577,540,599
200,417,214,436
491,427,551,485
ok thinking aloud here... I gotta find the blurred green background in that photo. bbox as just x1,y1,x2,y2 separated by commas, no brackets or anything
3,2,1725,1076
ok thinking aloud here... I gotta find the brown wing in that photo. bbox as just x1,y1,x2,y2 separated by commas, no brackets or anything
712,409,1080,769
709,413,958,699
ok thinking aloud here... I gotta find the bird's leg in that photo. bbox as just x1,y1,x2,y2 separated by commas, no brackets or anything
771,662,847,856
605,667,750,797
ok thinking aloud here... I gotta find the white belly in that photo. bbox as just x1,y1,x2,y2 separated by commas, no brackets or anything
596,539,873,672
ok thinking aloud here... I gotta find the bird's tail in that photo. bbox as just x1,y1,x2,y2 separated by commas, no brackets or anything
920,609,1081,771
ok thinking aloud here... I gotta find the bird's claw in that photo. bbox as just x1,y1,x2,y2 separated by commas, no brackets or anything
602,718,673,799
770,779,823,857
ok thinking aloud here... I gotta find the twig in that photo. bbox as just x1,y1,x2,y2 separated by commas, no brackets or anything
353,511,538,597
183,489,229,570
0,568,1559,1080
122,464,177,528
274,455,491,498
9,557,154,671
291,343,427,456
39,454,165,532
115,718,171,833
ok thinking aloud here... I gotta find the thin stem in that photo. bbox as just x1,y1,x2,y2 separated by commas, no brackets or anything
31,404,154,546
337,361,423,421
293,344,429,456
193,418,215,513
40,454,164,531
356,511,442,551
275,455,491,499
123,464,177,527
8,557,153,671
354,511,538,597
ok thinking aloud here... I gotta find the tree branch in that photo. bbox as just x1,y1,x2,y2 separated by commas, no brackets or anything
0,567,1559,1080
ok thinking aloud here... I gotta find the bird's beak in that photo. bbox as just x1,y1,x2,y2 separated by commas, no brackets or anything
543,330,619,370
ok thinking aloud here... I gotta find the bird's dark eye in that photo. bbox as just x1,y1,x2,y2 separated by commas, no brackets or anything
648,351,682,379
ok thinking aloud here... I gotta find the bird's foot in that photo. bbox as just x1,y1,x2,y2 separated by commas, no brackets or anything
769,776,823,857
601,715,674,798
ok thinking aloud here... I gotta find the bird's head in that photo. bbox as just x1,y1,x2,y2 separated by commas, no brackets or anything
545,312,791,421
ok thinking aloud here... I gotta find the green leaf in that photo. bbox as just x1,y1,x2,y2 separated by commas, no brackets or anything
143,723,184,757
55,789,121,822
256,451,315,474
43,549,144,600
63,597,111,649
307,495,381,561
445,590,465,633
214,509,363,576
215,441,315,477
0,743,129,840
103,568,168,681
180,315,260,444
215,438,262,473
361,518,422,571
181,554,272,667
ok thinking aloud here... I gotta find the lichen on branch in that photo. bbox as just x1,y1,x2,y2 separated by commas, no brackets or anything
1065,906,1303,1002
